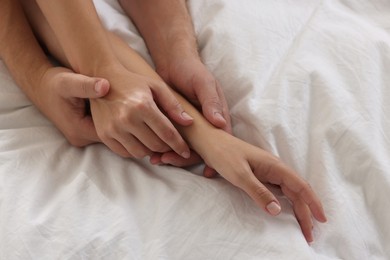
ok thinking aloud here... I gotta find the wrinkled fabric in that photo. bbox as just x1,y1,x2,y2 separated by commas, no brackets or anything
1,0,390,259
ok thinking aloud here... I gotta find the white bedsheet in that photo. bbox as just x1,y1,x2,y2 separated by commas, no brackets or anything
1,0,390,259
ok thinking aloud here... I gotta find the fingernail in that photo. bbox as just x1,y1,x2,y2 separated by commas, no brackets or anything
181,151,190,159
214,112,226,123
94,80,104,94
181,111,193,121
307,234,314,244
266,201,281,216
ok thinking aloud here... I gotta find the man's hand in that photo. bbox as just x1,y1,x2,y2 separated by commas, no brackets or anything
151,56,232,177
34,67,110,147
158,57,232,133
118,0,231,172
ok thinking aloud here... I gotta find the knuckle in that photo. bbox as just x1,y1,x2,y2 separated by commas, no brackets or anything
132,149,150,159
261,155,283,178
119,151,133,159
253,186,272,201
56,73,68,87
204,77,217,88
149,141,169,153
192,72,214,87
161,128,177,142
133,94,153,111
299,181,312,196
168,98,182,112
81,79,90,95
98,124,115,141
204,95,222,108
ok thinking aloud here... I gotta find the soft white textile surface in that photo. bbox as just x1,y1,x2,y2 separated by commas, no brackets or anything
1,0,390,259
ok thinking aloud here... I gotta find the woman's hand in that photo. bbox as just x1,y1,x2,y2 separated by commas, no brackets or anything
89,65,194,158
34,67,110,147
201,131,327,243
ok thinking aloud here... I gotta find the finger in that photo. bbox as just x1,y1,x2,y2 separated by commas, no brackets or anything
151,81,193,126
281,184,327,224
255,160,327,223
292,198,314,243
299,185,327,223
159,150,203,167
203,166,218,178
57,73,110,99
236,166,281,216
216,82,232,134
115,131,153,159
143,102,191,159
131,123,170,153
101,137,133,158
150,153,163,165
197,80,227,129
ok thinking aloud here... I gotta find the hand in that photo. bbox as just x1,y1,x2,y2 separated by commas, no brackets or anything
33,67,110,147
158,56,232,132
89,65,194,158
153,57,231,176
201,131,327,243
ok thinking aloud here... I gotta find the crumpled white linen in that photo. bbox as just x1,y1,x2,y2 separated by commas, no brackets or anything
1,0,390,259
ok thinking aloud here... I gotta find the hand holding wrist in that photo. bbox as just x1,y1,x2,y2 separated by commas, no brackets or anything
34,67,110,147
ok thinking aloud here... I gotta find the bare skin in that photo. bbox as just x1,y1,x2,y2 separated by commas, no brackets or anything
0,0,110,147
21,0,327,242
25,0,194,160
119,0,231,171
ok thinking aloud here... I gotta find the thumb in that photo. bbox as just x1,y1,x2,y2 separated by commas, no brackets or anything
151,81,193,126
57,72,110,99
197,83,227,129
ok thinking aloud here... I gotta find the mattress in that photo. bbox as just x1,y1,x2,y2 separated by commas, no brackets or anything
1,0,390,259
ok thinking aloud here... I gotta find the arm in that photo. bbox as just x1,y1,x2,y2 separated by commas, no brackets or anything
108,33,327,243
0,0,110,147
25,1,327,241
119,0,231,131
119,0,232,168
31,0,195,159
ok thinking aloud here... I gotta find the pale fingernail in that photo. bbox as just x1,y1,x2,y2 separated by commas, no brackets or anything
214,112,226,123
266,201,281,216
181,151,190,159
181,111,193,121
94,80,104,94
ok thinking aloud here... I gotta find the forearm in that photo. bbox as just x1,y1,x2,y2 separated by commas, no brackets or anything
120,0,199,69
0,0,51,105
34,0,119,75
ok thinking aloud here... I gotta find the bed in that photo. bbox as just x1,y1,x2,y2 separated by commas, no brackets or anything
1,0,389,259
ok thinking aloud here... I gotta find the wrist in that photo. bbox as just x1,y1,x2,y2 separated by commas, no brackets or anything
154,39,199,68
123,0,199,70
154,45,200,82
191,127,232,166
88,61,125,79
75,53,120,77
28,62,53,106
